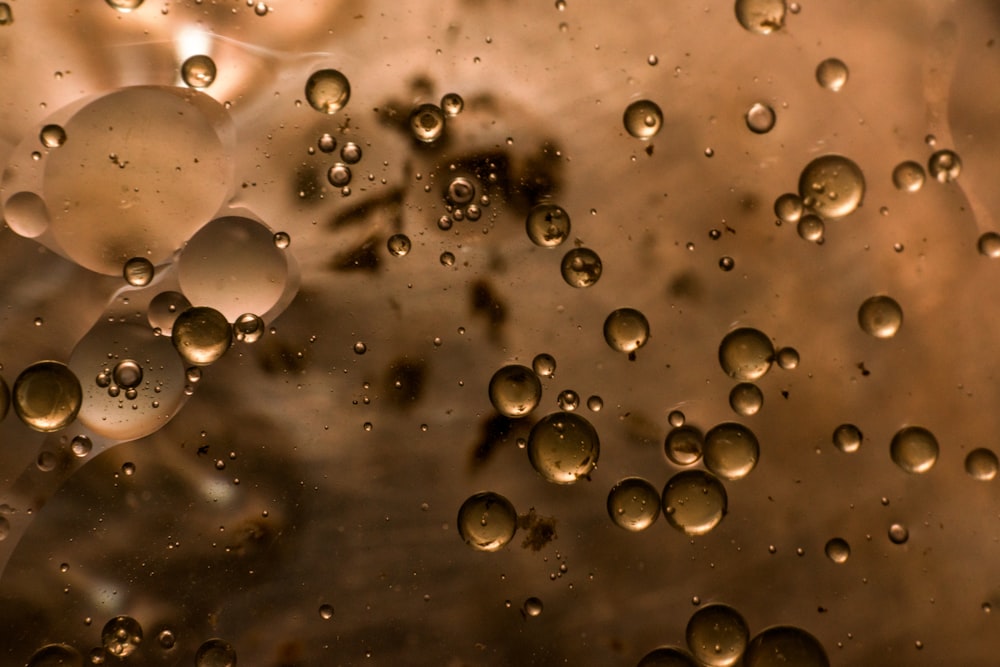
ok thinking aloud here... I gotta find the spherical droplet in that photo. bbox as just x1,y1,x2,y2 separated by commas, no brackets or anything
744,626,829,667
105,0,144,11
665,425,704,466
977,232,1000,259
798,154,865,219
603,308,650,354
387,233,411,257
623,99,664,139
122,257,154,287
832,424,862,453
965,448,999,481
526,202,571,248
101,615,142,658
720,256,736,271
3,191,51,239
409,103,446,143
457,491,517,551
892,160,926,193
745,102,776,134
703,422,760,480
181,54,217,88
824,537,851,564
317,133,337,153
27,644,83,667
890,426,939,474
319,604,334,620
560,247,603,288
71,435,92,457
734,0,786,35
157,629,176,650
888,522,909,544
775,347,799,370
774,193,804,224
607,477,661,531
488,365,542,418
928,149,962,183
728,383,763,416
446,176,476,205
171,306,233,366
234,313,264,343
718,327,774,381
637,646,700,667
685,603,750,667
338,142,362,165
532,353,556,378
815,57,849,91
13,361,83,432
112,359,143,389
328,163,352,187
305,69,351,114
273,231,291,249
39,124,67,148
440,251,456,267
441,92,464,117
527,412,600,484
857,295,903,339
662,470,728,536
668,410,686,427
557,389,580,411
797,214,824,243
195,638,237,667
586,395,603,412
523,597,544,617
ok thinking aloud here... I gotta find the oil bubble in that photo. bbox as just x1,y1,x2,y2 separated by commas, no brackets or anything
560,247,603,287
387,234,411,257
181,54,217,88
488,365,542,418
977,232,1000,258
527,412,600,484
888,522,909,544
965,448,999,481
798,154,865,219
662,470,728,536
234,313,264,343
668,410,686,427
122,257,154,287
409,104,446,143
685,603,749,667
815,57,848,91
305,69,351,114
718,327,774,381
734,0,786,34
744,626,829,667
745,102,776,134
157,629,176,649
532,353,556,378
523,597,544,617
892,161,925,193
603,308,650,354
195,638,237,667
832,424,862,453
13,361,83,432
3,191,51,239
607,477,661,531
890,426,939,474
665,425,704,466
797,214,824,243
317,133,337,153
440,251,455,267
774,193,804,223
319,604,334,620
447,176,476,205
557,389,580,411
928,149,962,183
586,395,603,412
623,99,663,139
148,291,192,336
703,422,760,480
457,491,517,551
824,537,850,564
71,435,93,457
637,647,699,667
102,615,142,658
719,256,734,270
526,203,571,248
171,306,233,366
27,644,83,667
328,163,352,187
273,231,291,249
775,347,799,369
39,124,67,148
112,359,143,389
441,92,464,117
340,142,362,164
728,383,763,416
857,295,903,339
106,0,144,11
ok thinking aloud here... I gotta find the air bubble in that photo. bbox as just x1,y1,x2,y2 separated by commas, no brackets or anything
857,295,903,339
523,597,544,617
745,103,776,134
586,395,603,412
148,291,192,336
890,426,939,474
888,522,909,544
440,251,456,267
171,306,233,366
824,537,851,564
816,58,849,91
703,422,760,480
319,604,334,620
775,347,799,369
665,425,704,466
728,383,763,416
447,176,476,205
526,203,571,247
457,491,517,551
106,0,144,11
39,124,66,148
928,149,962,183
734,0,786,34
328,163,352,187
557,389,580,411
112,360,143,389
560,248,602,287
965,448,999,481
668,410,686,427
181,54,217,88
623,99,664,139
273,231,291,249
892,161,926,193
122,257,154,287
387,234,411,257
102,616,142,658
195,638,237,667
71,435,93,457
797,214,824,243
603,308,650,354
637,647,699,667
234,313,264,343
317,133,337,153
744,626,829,667
532,353,556,378
441,93,464,116
662,470,728,535
13,361,83,432
832,424,862,453
157,629,176,649
607,477,661,531
798,154,865,219
718,327,774,381
527,412,600,484
488,365,542,418
685,603,750,667
977,232,1000,258
3,191,51,239
773,193,804,223
409,104,446,143
719,256,735,271
305,69,351,114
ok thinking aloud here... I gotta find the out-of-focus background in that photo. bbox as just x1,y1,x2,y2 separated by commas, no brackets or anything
0,0,999,664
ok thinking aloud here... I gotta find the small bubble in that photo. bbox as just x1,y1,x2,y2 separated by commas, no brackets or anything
181,54,217,88
195,638,237,667
607,477,661,531
668,410,686,427
305,69,351,114
363,422,373,432
623,99,663,139
457,491,518,551
734,0,786,34
665,425,704,466
102,616,142,658
774,193,804,223
317,133,337,153
719,256,735,271
446,176,476,205
112,359,143,389
799,154,865,219
526,203,571,248
39,124,67,148
662,470,728,535
928,149,962,183
122,257,154,286
586,395,603,412
171,306,233,366
825,537,851,564
441,93,464,116
557,389,580,411
816,57,849,91
888,522,909,544
488,365,541,417
532,353,556,378
387,234,411,257
527,412,600,484
857,295,903,339
273,231,291,249
71,435,93,457
890,426,939,474
745,102,776,134
729,382,763,416
832,424,863,453
523,597,544,617
157,629,176,650
647,54,659,66
560,247,602,287
797,214,825,243
234,313,264,343
603,308,650,355
685,603,750,667
964,448,998,481
704,422,760,480
440,251,456,267
328,163,352,187
775,347,799,369
319,604,334,620
121,462,135,476
36,451,56,472
892,161,926,193
340,142,362,164
13,361,83,432
409,104,446,143
977,232,1000,259
718,327,774,381
253,1,268,15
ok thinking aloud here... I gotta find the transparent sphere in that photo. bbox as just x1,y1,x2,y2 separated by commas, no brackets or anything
798,154,865,219
734,0,786,34
718,327,774,381
526,202,571,248
527,412,600,484
560,247,603,288
661,470,728,536
195,638,238,667
815,57,849,91
685,603,750,667
409,103,446,143
387,233,412,257
775,347,799,370
797,214,825,243
488,364,542,418
441,92,465,116
157,628,177,649
928,149,962,183
446,176,476,204
523,597,544,617
234,313,265,343
27,644,83,667
832,423,863,453
745,102,776,134
888,522,909,544
319,604,334,620
101,615,142,658
122,256,154,287
773,193,804,224
857,295,903,339
171,306,233,366
665,425,704,466
637,646,700,667
890,426,939,474
305,69,351,114
824,537,851,564
181,54,218,88
703,422,760,480
457,491,518,552
607,477,661,531
39,124,67,148
532,353,556,378
147,291,192,337
557,389,580,411
744,626,829,667
105,0,144,11
977,232,1000,259
340,141,363,164
965,448,999,481
12,361,83,432
623,99,664,139
892,160,926,193
328,163,352,187
603,308,651,354
728,383,763,416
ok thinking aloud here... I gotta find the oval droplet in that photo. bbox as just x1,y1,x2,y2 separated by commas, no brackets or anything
441,92,464,117
888,522,909,544
892,160,926,193
181,54,217,88
234,313,264,343
526,202,571,248
815,57,849,91
965,448,999,481
928,149,961,183
101,615,142,658
532,353,556,378
305,69,351,114
662,470,728,536
734,0,786,34
824,537,851,564
857,295,903,339
832,424,862,453
703,422,760,480
718,327,774,381
603,308,650,354
39,124,67,148
560,247,603,288
890,426,939,474
387,233,411,257
797,214,824,243
977,232,1000,259
457,491,518,552
728,383,763,417
122,256,154,287
13,361,83,432
171,306,233,366
798,154,865,219
773,193,803,224
607,477,661,531
745,102,776,134
409,103,446,143
527,412,600,484
665,425,704,466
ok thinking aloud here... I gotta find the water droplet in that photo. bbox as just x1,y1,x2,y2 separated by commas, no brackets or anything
603,308,650,354
39,124,67,148
668,410,686,427
409,103,446,143
798,154,865,219
661,470,728,536
105,0,144,11
797,214,825,243
234,313,264,343
637,646,700,667
387,233,411,257
181,54,217,88
704,422,760,480
439,251,456,267
273,231,291,249
328,163,352,187
685,603,750,667
121,461,136,476
586,395,603,412
488,365,542,418
775,347,799,370
734,0,786,34
745,103,776,134
965,448,999,481
718,327,774,381
815,57,849,91
857,295,903,339
446,176,476,205
457,491,517,551
824,537,851,564
647,54,659,66
557,389,580,411
195,638,237,667
532,353,556,378
71,435,93,457
112,359,143,389
976,231,1000,258
101,615,142,658
147,291,192,336
27,644,83,667
719,256,735,271
560,248,602,287
892,161,926,193
773,193,804,223
317,133,337,153
253,1,268,16
623,99,664,139
3,191,51,239
890,426,939,474
607,477,661,531
832,424,862,453
122,257,154,287
523,597,544,617
728,383,763,416
526,202,571,248
928,149,962,183
744,626,829,667
13,361,83,432
888,522,909,544
440,93,464,117
665,425,704,466
527,412,600,484
319,604,334,620
171,306,233,366
157,629,176,650
305,69,351,114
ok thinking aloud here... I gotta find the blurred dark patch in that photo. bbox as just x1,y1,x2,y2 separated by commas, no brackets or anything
330,235,380,272
669,270,704,300
328,188,403,231
293,163,323,205
623,410,663,449
256,337,310,375
521,140,563,204
385,358,426,408
739,192,761,213
469,414,534,468
271,640,303,667
224,516,280,558
518,508,557,551
470,279,506,336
